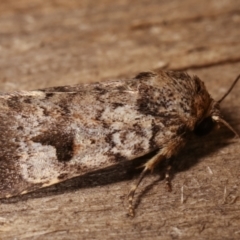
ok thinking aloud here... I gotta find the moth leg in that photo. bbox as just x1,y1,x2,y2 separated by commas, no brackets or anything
128,167,148,217
128,151,165,217
165,159,172,192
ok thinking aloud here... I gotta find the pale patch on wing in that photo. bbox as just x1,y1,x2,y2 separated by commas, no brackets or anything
18,142,61,183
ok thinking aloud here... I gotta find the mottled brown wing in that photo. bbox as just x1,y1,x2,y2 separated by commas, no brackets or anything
0,71,206,198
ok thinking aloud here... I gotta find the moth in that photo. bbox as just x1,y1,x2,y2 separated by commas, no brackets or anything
0,70,239,216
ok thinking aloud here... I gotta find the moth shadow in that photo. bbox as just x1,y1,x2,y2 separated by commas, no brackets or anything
132,124,237,212
1,109,237,205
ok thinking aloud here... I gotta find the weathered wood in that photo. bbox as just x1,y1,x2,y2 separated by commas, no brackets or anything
0,0,239,239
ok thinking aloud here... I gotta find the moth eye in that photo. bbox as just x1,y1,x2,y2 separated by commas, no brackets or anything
194,116,215,136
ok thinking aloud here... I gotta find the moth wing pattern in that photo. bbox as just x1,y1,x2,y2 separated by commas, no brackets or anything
0,70,212,200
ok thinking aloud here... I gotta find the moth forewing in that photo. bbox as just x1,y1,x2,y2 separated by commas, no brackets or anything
0,70,239,217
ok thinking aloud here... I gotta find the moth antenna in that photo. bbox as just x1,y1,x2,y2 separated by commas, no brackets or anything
212,116,239,138
218,74,240,103
214,74,240,137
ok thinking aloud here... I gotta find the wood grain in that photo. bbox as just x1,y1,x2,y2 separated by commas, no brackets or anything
0,0,239,239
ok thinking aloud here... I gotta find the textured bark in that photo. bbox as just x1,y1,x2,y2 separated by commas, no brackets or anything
0,0,239,239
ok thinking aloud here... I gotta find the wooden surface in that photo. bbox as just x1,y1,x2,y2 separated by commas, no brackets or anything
0,0,240,239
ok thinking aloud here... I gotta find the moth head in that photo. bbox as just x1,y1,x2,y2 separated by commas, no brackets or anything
194,74,240,137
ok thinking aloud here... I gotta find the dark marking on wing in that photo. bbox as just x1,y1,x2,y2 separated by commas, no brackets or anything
94,86,108,95
133,123,145,137
137,84,177,117
32,130,74,162
58,173,68,180
114,153,127,161
95,109,105,121
23,97,32,104
45,93,54,98
104,152,127,163
135,72,156,80
150,120,161,149
40,86,73,92
166,71,189,81
105,132,117,147
58,101,71,115
7,96,22,111
132,144,145,155
112,102,124,109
